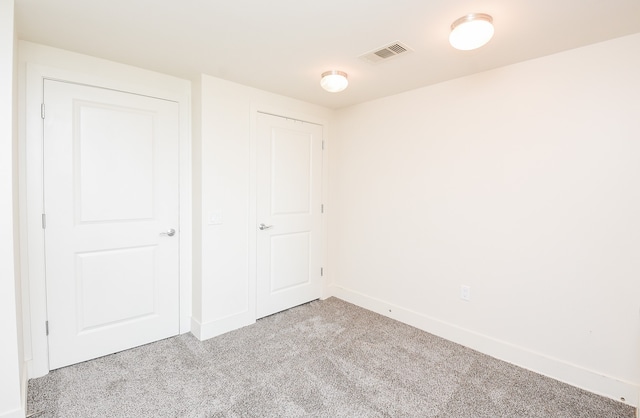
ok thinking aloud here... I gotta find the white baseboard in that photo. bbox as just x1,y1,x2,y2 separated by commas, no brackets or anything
2,362,30,418
21,365,28,412
0,368,26,418
0,408,24,418
190,313,255,342
328,284,639,408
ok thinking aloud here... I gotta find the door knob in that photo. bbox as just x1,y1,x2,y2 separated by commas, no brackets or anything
160,228,176,237
259,223,273,230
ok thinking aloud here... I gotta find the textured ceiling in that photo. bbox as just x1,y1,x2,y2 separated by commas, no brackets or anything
15,0,640,109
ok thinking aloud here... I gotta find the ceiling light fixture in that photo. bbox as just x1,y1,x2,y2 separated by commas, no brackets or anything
320,70,348,93
449,13,494,51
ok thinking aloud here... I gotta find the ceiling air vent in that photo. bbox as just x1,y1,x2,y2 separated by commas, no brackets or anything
359,41,413,64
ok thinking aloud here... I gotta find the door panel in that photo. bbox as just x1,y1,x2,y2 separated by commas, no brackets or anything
256,113,323,318
44,80,180,370
270,232,311,292
76,104,155,222
76,246,156,330
271,130,312,214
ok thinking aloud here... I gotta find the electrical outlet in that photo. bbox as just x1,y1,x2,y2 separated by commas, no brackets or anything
460,285,471,301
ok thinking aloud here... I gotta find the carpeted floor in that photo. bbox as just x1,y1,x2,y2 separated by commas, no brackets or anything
27,297,634,417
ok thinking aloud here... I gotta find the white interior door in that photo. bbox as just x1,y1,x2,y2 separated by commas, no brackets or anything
43,79,180,370
256,113,323,318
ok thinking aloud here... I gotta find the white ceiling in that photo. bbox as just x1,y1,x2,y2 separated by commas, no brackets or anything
15,0,640,109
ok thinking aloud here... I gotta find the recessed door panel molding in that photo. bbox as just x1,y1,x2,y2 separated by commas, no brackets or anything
270,128,312,216
256,113,323,318
270,232,311,293
75,102,156,224
76,246,157,332
44,79,180,370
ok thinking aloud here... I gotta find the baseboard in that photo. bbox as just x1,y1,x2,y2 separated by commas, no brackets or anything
0,408,24,418
328,284,639,408
21,364,28,412
0,369,26,418
1,362,30,418
190,313,255,341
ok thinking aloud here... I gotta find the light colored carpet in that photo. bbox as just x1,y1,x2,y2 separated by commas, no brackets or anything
27,297,634,417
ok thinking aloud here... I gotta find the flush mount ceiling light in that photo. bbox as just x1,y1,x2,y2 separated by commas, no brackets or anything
449,13,494,51
320,70,348,93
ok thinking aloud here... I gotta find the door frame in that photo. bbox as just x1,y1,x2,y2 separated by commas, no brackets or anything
249,105,330,321
19,47,192,378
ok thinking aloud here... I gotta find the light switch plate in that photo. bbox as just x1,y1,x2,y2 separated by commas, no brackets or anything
460,285,471,301
208,210,223,225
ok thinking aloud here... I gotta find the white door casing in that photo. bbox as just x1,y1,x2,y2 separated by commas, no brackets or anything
256,112,323,318
43,79,180,369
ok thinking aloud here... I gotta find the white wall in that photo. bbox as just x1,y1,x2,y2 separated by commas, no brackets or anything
0,0,25,416
192,74,333,339
329,33,640,405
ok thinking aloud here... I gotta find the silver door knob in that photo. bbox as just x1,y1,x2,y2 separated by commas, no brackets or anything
160,228,176,237
259,223,273,230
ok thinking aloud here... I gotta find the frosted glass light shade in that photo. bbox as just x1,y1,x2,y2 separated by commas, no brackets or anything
449,13,494,51
320,70,348,93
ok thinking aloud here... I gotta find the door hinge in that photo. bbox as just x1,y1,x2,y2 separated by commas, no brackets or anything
322,140,325,150
321,204,324,214
321,267,324,277
45,321,49,336
41,103,45,119
41,214,46,229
